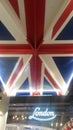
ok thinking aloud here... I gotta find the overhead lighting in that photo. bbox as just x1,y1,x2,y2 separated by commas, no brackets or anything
21,115,24,118
16,117,19,121
56,122,58,127
67,73,73,89
60,122,63,127
51,122,53,127
24,116,27,119
0,111,3,116
15,115,17,118
12,116,15,120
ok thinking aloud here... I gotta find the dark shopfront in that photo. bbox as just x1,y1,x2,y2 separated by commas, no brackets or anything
6,96,73,130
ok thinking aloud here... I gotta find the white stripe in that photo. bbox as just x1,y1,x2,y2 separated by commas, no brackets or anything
52,12,73,40
44,0,70,43
0,0,27,43
39,54,67,94
18,0,27,36
7,55,32,96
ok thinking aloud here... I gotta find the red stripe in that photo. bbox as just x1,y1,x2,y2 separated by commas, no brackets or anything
52,0,73,38
24,0,45,48
30,56,42,90
36,0,45,48
38,44,73,54
0,44,33,54
1,43,73,55
67,126,72,130
9,0,20,18
65,126,71,130
64,122,72,130
32,91,40,96
45,69,63,95
24,0,34,47
8,58,23,88
64,128,68,130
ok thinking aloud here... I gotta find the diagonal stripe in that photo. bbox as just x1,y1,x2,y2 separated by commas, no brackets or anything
64,126,71,130
9,0,20,18
7,55,32,96
0,0,26,42
52,0,73,38
7,58,23,88
18,0,26,34
44,0,66,41
39,55,67,94
45,69,63,95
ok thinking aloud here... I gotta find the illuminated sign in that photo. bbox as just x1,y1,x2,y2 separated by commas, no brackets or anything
29,107,56,121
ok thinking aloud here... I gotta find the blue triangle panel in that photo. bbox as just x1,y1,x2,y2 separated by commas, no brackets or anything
0,21,15,40
19,78,29,90
43,91,57,96
16,92,30,96
0,57,19,83
56,17,73,40
53,57,73,83
43,77,53,90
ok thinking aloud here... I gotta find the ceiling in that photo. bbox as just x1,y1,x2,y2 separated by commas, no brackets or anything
0,0,73,96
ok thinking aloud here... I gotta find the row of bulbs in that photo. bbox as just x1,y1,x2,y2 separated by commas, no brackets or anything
12,115,27,121
11,114,63,128
51,122,63,127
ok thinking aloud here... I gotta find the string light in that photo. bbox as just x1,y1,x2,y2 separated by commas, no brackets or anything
60,122,63,127
56,122,58,127
51,122,53,127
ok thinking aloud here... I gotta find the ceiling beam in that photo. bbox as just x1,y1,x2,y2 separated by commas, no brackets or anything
24,0,45,48
0,44,34,54
30,56,42,90
38,44,73,54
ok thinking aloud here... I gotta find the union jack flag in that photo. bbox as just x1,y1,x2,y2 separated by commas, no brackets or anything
0,0,73,96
